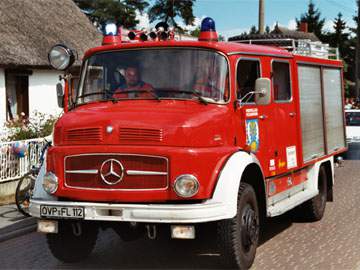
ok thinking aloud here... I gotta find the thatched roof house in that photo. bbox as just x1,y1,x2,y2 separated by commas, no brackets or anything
0,0,102,68
0,0,102,133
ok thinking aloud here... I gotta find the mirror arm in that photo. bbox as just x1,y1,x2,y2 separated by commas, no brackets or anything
237,89,266,108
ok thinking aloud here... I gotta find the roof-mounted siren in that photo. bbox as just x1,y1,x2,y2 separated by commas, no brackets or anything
128,30,149,42
199,17,218,42
102,23,121,45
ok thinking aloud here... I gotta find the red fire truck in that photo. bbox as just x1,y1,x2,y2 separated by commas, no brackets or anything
30,18,346,269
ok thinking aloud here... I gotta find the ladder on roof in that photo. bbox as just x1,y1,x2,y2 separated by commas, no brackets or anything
233,38,339,60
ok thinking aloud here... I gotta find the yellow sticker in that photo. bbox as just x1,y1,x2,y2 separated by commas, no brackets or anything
278,160,286,168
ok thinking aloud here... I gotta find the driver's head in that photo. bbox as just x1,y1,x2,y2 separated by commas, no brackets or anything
125,67,140,87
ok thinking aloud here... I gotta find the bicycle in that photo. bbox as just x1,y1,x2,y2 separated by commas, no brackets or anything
15,140,51,217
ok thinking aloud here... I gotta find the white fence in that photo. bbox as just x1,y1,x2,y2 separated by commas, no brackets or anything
0,138,46,183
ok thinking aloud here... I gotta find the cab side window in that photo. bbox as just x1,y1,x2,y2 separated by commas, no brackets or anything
237,59,260,102
272,61,291,101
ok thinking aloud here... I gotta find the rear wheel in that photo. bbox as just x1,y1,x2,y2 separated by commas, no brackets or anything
217,182,259,269
47,221,98,263
298,166,328,221
306,166,328,221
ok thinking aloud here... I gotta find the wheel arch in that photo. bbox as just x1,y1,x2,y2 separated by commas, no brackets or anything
212,151,266,220
241,163,267,225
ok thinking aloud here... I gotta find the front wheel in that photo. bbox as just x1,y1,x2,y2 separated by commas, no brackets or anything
46,221,98,263
217,182,260,269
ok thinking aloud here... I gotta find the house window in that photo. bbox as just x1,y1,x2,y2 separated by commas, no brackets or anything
272,61,291,101
237,59,260,102
5,72,29,120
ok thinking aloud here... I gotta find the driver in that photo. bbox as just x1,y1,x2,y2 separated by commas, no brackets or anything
113,66,154,98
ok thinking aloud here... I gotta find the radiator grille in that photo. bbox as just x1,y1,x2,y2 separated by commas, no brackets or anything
65,128,103,144
64,154,168,190
119,128,162,142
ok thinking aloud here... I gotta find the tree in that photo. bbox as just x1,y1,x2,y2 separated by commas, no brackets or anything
296,0,325,38
265,25,271,34
73,0,148,29
148,0,196,30
249,25,258,34
331,13,349,56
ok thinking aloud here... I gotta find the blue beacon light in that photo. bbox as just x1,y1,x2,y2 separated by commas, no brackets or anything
199,17,218,42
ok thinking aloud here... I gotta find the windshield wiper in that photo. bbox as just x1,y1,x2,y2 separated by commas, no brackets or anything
159,89,210,105
75,90,118,106
113,89,161,101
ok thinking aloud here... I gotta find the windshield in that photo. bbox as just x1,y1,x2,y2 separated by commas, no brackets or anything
77,48,229,105
346,111,360,126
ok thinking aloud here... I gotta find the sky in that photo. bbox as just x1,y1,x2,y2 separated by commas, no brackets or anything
137,0,357,39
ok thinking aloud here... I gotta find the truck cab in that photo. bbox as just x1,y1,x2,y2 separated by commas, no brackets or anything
30,18,346,269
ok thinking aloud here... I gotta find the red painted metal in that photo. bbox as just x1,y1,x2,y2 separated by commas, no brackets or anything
47,38,346,203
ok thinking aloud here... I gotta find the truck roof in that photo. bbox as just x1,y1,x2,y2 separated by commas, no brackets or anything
83,40,342,67
84,40,292,59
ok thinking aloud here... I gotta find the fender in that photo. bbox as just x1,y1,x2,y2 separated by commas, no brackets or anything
211,150,265,219
32,156,58,201
306,156,334,192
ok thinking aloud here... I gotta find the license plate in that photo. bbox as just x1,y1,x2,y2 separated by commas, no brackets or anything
40,205,84,219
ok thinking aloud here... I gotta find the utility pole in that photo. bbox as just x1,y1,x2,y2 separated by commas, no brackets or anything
356,0,360,99
259,0,265,34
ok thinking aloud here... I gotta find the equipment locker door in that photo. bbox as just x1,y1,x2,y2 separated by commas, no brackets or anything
270,59,299,175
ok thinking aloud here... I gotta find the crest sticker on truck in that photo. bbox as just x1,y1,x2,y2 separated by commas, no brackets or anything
246,119,259,152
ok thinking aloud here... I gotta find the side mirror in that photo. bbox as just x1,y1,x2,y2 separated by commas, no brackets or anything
56,83,64,108
255,78,271,105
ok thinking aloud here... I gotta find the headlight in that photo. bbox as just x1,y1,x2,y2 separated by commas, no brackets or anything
174,174,199,198
42,172,58,194
48,44,75,71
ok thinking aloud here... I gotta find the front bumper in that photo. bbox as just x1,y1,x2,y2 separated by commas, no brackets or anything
29,198,230,223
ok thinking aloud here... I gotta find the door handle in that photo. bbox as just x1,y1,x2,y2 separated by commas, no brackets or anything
259,115,267,120
289,112,296,117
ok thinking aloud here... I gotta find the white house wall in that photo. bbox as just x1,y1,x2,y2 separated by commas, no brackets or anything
28,70,63,118
0,69,6,134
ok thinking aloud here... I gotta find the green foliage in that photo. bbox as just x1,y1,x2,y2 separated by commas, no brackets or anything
189,27,200,37
148,0,195,30
3,112,59,142
296,0,325,38
73,0,148,28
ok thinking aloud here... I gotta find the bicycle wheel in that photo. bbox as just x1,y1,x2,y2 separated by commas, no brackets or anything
15,173,35,217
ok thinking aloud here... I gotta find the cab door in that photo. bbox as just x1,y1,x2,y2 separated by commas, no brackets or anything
270,58,299,175
234,56,276,177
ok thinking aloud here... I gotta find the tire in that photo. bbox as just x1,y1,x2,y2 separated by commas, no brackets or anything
217,182,260,269
47,221,98,263
300,166,328,221
15,173,34,217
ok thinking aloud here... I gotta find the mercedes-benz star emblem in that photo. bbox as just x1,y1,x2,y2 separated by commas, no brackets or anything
100,159,124,185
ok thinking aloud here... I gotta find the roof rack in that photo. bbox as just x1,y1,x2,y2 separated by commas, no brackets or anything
233,38,339,60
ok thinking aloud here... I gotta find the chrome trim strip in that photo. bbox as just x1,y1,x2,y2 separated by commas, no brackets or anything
126,170,168,176
228,51,292,58
65,169,99,174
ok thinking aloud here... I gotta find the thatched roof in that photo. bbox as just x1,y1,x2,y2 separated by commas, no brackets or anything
229,24,320,42
0,0,102,68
